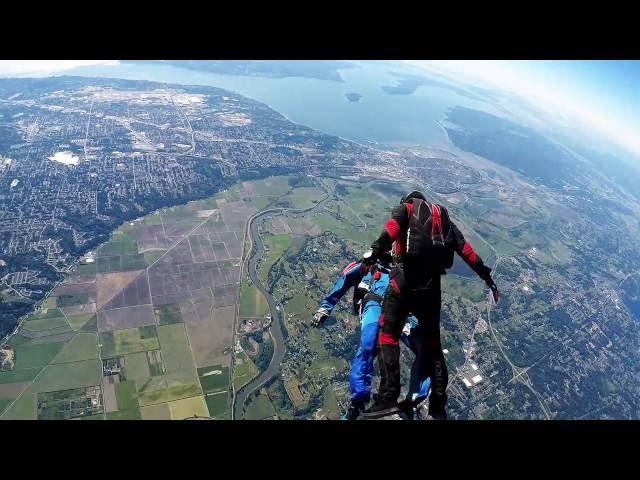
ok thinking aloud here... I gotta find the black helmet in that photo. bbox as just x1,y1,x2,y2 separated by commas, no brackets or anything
401,190,426,203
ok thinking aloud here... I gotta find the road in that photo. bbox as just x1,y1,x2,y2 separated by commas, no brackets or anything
618,270,640,289
485,256,553,420
232,193,331,419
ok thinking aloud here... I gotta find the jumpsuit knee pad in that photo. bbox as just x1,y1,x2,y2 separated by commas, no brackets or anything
432,358,448,394
422,337,447,395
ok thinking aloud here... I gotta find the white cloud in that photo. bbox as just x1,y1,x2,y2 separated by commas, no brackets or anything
404,60,640,156
0,60,119,77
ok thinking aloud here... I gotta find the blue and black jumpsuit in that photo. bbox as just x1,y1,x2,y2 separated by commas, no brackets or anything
319,260,431,406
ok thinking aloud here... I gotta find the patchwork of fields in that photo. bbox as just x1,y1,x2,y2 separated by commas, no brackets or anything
0,178,291,419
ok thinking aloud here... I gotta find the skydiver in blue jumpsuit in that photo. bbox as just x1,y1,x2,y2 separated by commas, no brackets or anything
312,251,431,420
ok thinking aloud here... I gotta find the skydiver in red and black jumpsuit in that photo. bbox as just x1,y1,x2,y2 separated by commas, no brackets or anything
363,191,500,419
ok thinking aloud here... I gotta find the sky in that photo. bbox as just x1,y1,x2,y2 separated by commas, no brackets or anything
0,60,118,76
405,60,640,157
0,60,638,157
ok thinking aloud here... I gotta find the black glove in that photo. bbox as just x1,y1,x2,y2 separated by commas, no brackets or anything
478,265,499,303
377,251,393,268
489,284,500,304
312,308,329,327
361,249,378,266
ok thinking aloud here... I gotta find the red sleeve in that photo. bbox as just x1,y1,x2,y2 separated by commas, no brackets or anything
383,203,412,242
460,241,479,265
372,203,411,253
383,219,400,242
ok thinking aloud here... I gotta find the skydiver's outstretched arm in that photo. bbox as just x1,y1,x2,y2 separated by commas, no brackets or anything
318,261,366,316
450,222,488,277
450,222,499,302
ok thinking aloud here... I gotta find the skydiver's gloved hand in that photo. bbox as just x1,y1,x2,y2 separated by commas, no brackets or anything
489,283,500,304
377,251,393,269
312,307,330,327
361,249,377,266
478,265,500,303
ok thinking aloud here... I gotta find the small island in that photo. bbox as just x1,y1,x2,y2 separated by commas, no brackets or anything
345,92,362,103
381,76,422,95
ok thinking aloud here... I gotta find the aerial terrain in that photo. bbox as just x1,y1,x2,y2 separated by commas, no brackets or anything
1,61,640,419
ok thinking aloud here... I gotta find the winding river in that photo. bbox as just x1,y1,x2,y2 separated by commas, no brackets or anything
232,194,331,419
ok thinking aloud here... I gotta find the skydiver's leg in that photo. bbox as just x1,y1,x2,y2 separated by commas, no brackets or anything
349,300,381,407
410,284,447,419
400,324,420,401
374,267,409,407
405,324,431,404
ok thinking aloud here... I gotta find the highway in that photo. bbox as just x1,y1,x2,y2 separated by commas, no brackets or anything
485,256,553,420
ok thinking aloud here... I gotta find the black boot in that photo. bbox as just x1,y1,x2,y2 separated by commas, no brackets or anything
346,400,365,420
361,398,400,419
427,393,447,420
362,342,402,419
398,398,415,420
